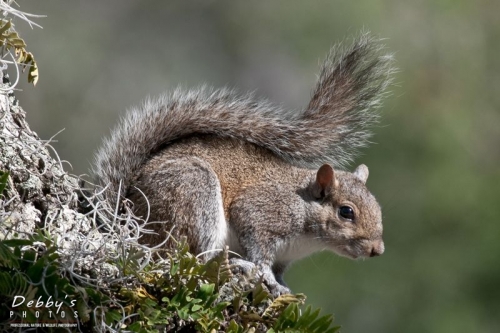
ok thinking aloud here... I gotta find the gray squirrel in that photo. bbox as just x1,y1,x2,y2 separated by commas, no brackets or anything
93,33,394,296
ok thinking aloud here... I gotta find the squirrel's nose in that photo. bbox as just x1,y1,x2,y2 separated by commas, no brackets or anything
370,248,381,257
369,240,385,257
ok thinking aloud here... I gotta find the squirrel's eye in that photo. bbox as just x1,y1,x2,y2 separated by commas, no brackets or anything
339,206,355,221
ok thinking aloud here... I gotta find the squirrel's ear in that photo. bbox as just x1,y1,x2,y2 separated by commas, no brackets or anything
353,164,369,184
313,164,338,199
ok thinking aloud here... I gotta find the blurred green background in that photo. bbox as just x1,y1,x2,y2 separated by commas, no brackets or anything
11,1,500,332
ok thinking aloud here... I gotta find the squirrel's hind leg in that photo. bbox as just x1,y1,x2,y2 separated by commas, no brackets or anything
133,156,228,260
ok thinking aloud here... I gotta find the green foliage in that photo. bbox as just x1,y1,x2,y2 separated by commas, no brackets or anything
0,233,338,332
0,232,103,330
270,304,340,333
110,238,339,332
0,16,38,85
0,171,8,194
112,239,233,331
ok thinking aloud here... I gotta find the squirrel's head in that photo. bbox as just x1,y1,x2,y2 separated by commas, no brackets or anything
309,164,384,260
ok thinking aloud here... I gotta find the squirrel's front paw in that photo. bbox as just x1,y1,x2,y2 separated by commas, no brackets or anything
230,259,292,297
229,258,257,277
267,283,292,297
257,264,292,297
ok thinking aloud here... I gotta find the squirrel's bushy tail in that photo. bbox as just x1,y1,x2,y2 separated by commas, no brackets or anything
93,32,395,195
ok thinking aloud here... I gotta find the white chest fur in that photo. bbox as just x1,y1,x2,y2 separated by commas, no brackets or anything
275,235,326,263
